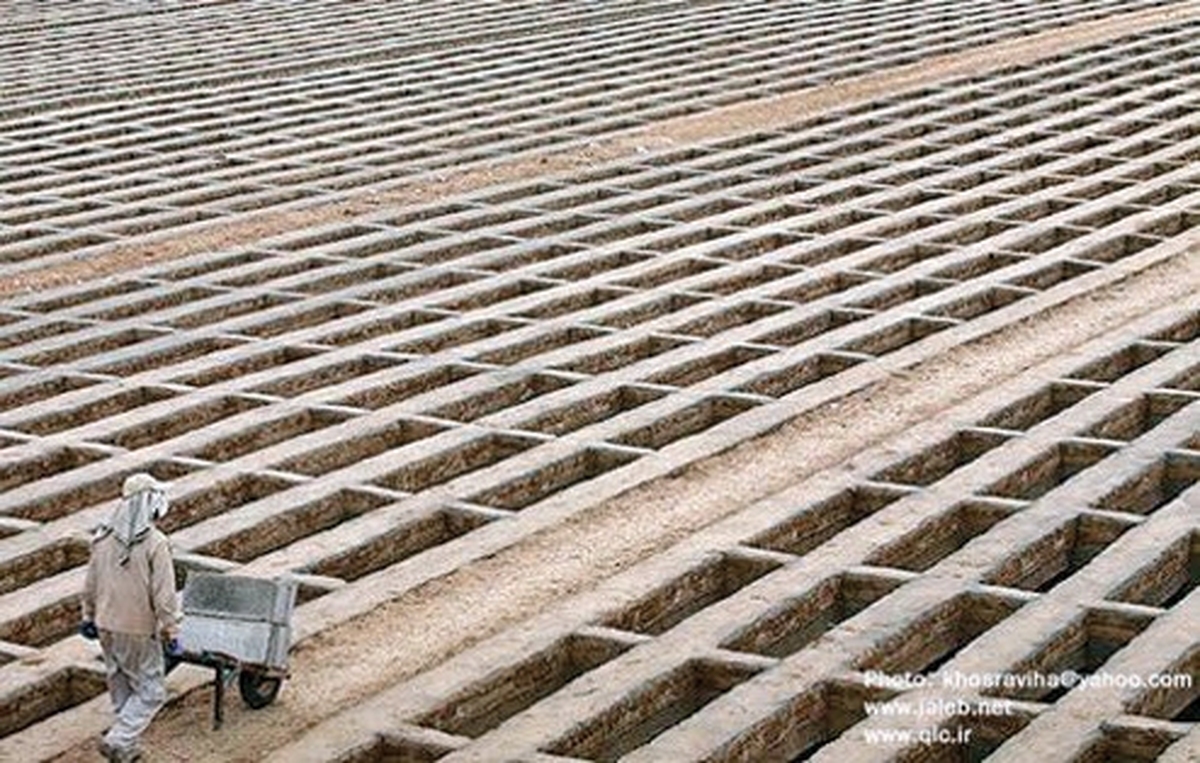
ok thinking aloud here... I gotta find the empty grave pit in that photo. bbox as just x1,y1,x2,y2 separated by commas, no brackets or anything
580,290,700,328
856,591,1028,676
329,732,456,763
468,446,641,511
195,488,398,563
359,269,480,304
1091,451,1200,515
233,301,375,339
0,445,112,493
836,316,959,357
613,257,725,291
387,318,528,355
511,285,633,320
86,335,248,377
4,460,198,522
149,250,273,283
286,262,416,295
1125,647,1200,724
332,365,481,411
766,270,875,304
431,278,557,313
96,394,269,451
0,667,108,739
609,395,760,450
0,374,100,415
273,419,448,477
712,680,906,763
554,334,693,375
161,472,301,532
850,278,951,312
894,709,1038,763
163,292,302,330
540,658,763,762
1082,391,1198,441
180,408,358,463
983,606,1156,702
470,243,587,275
1065,341,1177,383
870,429,1013,487
305,507,495,582
308,310,448,348
981,440,1120,501
541,249,656,282
749,309,872,347
735,352,865,398
643,345,774,388
867,499,1021,573
213,257,342,290
1146,309,1200,344
1108,531,1199,609
415,632,634,738
15,280,152,314
1007,226,1092,255
977,380,1102,431
513,385,668,436
661,300,791,338
14,327,168,368
925,284,1033,321
707,231,811,261
0,594,86,648
858,243,953,275
166,345,327,387
424,373,576,423
746,484,917,558
721,572,905,658
468,326,610,365
597,552,782,636
0,537,90,597
1066,721,1190,763
1072,232,1163,264
403,235,519,268
1162,361,1200,393
984,513,1135,593
688,267,802,298
370,432,542,494
929,252,1028,281
10,385,180,437
246,355,407,398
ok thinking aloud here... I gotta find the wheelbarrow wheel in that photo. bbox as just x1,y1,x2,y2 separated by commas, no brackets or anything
237,670,282,709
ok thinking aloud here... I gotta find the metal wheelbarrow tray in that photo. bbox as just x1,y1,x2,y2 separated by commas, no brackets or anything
166,572,298,729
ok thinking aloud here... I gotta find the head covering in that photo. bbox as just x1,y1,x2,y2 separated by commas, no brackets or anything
104,473,170,565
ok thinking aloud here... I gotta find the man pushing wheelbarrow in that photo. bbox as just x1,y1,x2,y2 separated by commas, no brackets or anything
78,472,298,760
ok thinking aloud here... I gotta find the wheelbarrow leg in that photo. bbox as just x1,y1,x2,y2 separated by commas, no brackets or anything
212,666,224,730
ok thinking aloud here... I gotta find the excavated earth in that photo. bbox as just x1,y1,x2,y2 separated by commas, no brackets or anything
1,2,1199,761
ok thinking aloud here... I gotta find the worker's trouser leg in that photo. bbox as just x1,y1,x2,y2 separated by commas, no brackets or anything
100,631,166,754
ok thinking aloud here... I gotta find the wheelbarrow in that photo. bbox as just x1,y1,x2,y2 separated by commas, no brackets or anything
164,572,298,729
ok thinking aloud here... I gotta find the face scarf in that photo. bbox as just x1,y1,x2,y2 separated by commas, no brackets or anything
104,475,169,566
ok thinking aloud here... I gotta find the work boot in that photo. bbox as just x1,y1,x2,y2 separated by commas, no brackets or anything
98,739,142,762
97,739,119,762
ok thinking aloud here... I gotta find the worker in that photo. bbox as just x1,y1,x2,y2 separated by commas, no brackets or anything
80,473,183,763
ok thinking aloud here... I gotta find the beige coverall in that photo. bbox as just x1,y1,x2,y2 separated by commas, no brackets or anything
81,523,181,756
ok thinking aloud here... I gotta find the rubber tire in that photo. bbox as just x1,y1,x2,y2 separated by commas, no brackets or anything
238,671,282,709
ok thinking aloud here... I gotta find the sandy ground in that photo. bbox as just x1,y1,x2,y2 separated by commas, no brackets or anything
13,3,1200,761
